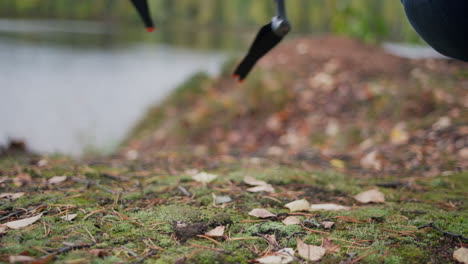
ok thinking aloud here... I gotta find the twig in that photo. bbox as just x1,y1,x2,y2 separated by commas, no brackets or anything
102,173,129,182
196,235,222,246
301,224,331,235
0,194,66,221
418,222,468,242
178,186,192,197
286,232,307,248
132,249,157,264
350,250,378,264
45,243,95,254
72,177,116,194
190,243,224,252
121,246,138,257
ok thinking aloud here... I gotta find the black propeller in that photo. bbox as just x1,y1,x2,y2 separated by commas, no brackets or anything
130,0,155,32
233,23,284,82
233,0,290,82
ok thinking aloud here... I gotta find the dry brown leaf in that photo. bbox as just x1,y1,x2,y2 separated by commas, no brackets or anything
297,237,326,261
256,248,295,264
0,192,25,200
60,213,78,221
391,123,409,145
282,216,301,226
310,203,350,211
284,199,311,212
192,172,217,184
247,184,275,193
454,248,468,264
5,213,43,229
244,176,268,186
0,176,9,184
360,150,382,170
248,209,276,218
89,249,110,258
0,225,7,234
321,237,341,253
354,189,385,204
205,226,225,237
48,176,67,185
321,221,335,229
330,159,346,169
9,255,37,263
13,173,32,187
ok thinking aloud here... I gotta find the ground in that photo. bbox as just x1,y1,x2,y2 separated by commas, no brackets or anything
0,36,467,263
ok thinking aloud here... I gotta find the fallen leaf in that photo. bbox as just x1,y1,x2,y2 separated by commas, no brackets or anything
48,176,67,185
391,123,409,145
297,237,326,261
13,173,32,187
205,226,225,237
0,192,25,200
256,248,295,264
284,199,311,212
89,249,110,258
5,213,43,229
454,248,468,264
215,196,232,204
433,116,451,130
360,150,382,170
192,172,217,184
244,176,268,186
330,159,346,169
310,204,350,211
247,184,275,193
248,209,276,218
9,255,37,263
60,214,78,221
354,189,385,204
0,225,7,234
321,221,335,229
321,237,341,253
282,216,301,226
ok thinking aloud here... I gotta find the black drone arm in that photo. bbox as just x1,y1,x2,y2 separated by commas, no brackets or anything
233,0,291,82
131,0,155,32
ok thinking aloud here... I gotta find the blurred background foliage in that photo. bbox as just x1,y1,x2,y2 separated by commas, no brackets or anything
0,0,421,43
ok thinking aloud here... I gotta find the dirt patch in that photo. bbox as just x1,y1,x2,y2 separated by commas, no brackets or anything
124,36,468,177
173,221,208,242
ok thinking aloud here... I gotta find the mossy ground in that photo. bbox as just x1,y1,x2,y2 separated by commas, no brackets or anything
0,155,466,263
1,37,467,263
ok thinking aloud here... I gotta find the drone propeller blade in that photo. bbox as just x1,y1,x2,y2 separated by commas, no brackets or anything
130,0,155,32
233,23,283,82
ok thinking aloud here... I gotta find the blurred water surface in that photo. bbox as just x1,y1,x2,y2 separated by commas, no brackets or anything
0,18,441,156
0,19,226,156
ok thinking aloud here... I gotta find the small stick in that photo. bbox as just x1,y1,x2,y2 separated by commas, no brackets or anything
301,224,330,235
350,250,378,264
196,235,222,246
45,243,95,254
190,243,224,252
418,222,468,242
178,186,192,197
72,177,116,194
132,249,157,264
121,246,139,257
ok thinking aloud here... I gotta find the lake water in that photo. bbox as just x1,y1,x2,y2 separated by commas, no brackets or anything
0,19,226,156
0,19,442,156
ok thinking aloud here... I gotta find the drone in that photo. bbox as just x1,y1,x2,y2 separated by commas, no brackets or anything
130,0,290,83
130,0,467,82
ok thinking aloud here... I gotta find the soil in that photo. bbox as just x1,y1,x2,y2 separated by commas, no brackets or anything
124,36,468,177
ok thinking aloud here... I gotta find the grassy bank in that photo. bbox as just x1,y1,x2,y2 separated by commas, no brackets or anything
0,155,466,263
